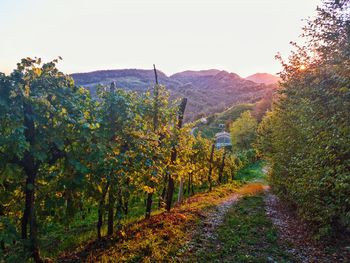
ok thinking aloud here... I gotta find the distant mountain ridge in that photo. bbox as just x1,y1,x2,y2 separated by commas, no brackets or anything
245,73,280,85
71,69,277,121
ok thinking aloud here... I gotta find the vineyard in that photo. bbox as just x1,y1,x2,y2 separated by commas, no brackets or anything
1,0,350,262
0,60,251,262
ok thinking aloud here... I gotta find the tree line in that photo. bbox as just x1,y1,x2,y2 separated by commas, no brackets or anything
256,0,350,238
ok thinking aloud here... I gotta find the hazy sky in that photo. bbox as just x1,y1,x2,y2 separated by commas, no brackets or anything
0,0,322,77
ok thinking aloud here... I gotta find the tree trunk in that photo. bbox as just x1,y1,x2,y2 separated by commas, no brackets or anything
187,172,194,196
21,101,42,262
186,174,190,195
21,169,42,262
165,176,175,211
97,182,109,239
116,184,123,229
22,102,35,240
159,186,166,208
177,176,184,203
218,149,226,184
145,192,153,218
191,174,195,195
208,143,215,191
123,178,130,215
21,176,31,239
165,98,187,211
123,197,129,216
107,184,115,236
158,173,168,208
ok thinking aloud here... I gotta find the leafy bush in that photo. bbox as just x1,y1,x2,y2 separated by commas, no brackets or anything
256,0,350,237
230,111,258,151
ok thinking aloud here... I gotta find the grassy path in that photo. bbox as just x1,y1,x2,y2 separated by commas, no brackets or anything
182,161,295,262
183,183,270,256
184,194,294,262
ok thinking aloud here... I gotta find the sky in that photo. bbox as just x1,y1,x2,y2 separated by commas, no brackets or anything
0,0,322,77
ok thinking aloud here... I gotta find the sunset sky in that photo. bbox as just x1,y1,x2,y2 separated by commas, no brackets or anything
1,0,322,77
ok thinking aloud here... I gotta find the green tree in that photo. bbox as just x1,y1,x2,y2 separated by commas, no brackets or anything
258,0,350,237
0,58,92,261
230,111,258,151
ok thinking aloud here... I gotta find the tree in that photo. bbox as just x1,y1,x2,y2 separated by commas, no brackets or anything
230,111,258,151
0,58,92,261
252,89,274,122
93,83,137,235
258,0,350,237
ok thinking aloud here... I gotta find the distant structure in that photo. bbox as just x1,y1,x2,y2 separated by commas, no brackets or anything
215,131,231,148
200,117,208,124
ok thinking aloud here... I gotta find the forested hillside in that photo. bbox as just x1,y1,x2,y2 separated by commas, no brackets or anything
194,88,274,138
72,69,275,121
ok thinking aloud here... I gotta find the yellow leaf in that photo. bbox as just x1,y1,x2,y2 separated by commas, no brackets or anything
33,68,42,77
84,111,90,119
143,185,154,194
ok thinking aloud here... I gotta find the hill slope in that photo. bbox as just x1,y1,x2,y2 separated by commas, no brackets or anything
194,103,254,138
72,69,273,121
245,73,280,85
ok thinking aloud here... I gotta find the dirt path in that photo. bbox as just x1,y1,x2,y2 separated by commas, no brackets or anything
181,164,350,262
192,193,240,244
183,183,268,257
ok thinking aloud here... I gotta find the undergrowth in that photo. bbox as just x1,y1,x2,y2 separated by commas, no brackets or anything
59,182,243,262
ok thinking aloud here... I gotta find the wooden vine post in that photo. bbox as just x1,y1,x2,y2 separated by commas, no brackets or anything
166,97,187,211
107,82,116,236
145,65,159,219
218,147,226,184
207,143,215,191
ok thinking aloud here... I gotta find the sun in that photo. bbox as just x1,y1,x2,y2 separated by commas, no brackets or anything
299,65,307,71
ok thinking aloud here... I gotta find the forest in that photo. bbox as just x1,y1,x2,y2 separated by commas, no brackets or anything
1,0,349,262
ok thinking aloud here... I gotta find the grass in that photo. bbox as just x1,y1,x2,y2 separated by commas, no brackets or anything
235,160,267,183
58,182,243,262
190,195,294,262
40,197,156,258
53,161,268,261
40,183,214,258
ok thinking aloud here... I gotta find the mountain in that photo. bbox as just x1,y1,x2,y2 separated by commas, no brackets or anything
71,69,181,95
245,73,280,85
71,69,274,122
170,69,221,84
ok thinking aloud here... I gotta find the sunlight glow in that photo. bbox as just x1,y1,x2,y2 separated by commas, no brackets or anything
0,0,322,76
299,65,307,71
